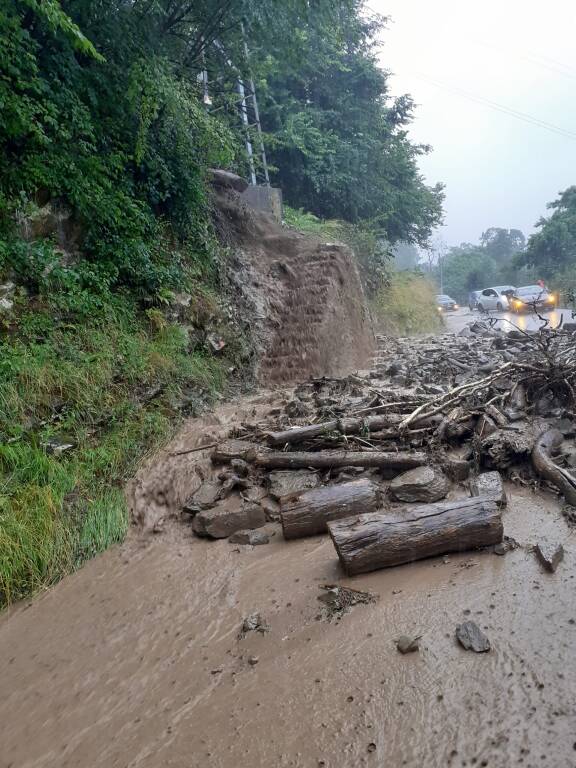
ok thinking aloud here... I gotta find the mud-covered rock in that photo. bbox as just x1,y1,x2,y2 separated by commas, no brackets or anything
456,621,490,653
534,540,564,572
192,499,266,539
185,480,222,512
396,635,421,654
229,529,270,545
389,466,450,503
441,457,471,482
268,469,319,500
469,471,507,507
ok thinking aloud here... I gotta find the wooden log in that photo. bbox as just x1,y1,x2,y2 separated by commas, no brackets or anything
254,450,427,471
266,414,403,447
328,497,503,575
281,479,380,539
532,428,576,505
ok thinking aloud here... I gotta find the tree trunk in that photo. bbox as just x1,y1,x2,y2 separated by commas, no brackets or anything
266,414,402,447
328,497,503,575
254,450,427,471
281,478,380,539
532,428,576,505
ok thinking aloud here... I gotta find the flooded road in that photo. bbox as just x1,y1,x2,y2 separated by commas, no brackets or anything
444,306,576,335
1,392,575,768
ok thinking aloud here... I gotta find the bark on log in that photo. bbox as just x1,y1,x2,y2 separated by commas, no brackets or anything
281,479,380,539
328,497,503,575
266,414,402,447
532,429,576,505
254,450,427,471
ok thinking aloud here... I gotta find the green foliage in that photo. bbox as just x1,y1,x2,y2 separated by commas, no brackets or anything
519,187,576,280
371,271,443,335
240,3,444,245
0,296,226,606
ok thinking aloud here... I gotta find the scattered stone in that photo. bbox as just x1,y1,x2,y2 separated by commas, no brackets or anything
469,471,507,507
268,469,319,501
396,635,421,654
260,495,281,522
231,458,250,477
247,655,259,666
389,465,450,503
192,499,266,539
456,621,490,653
552,418,575,437
493,536,519,556
475,413,498,438
229,529,270,545
239,613,270,637
534,541,564,573
187,480,222,511
317,584,377,621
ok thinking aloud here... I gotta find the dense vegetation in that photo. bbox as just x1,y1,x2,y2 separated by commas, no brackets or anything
516,187,576,289
0,0,444,605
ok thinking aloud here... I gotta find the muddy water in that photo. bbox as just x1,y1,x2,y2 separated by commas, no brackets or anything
1,399,576,768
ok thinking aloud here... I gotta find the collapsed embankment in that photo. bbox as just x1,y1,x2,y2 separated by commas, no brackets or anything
215,187,374,385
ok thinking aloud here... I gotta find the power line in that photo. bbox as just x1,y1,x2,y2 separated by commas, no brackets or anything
411,72,576,141
471,39,576,82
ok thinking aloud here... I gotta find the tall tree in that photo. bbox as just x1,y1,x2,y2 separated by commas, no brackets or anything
519,187,576,278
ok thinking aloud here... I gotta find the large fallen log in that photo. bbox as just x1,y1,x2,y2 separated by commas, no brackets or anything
281,479,380,539
328,497,503,575
254,449,427,471
266,414,403,447
532,428,576,505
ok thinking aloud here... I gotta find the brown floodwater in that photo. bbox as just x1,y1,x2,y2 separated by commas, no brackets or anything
1,393,575,768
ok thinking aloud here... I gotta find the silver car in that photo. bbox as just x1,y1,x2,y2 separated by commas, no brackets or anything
476,285,516,313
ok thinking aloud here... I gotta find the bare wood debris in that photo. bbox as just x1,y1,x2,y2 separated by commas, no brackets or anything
180,317,576,575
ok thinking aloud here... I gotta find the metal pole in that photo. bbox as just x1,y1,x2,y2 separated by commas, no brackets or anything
241,23,270,186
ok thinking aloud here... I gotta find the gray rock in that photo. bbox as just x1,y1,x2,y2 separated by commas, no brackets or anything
469,471,507,507
229,529,270,545
396,635,421,654
534,541,564,573
268,469,319,501
192,499,266,539
260,495,281,522
389,465,450,503
493,536,519,556
441,457,471,482
186,480,222,511
456,621,490,653
239,613,269,637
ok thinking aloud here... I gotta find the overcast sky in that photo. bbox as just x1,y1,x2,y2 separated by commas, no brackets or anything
372,0,576,247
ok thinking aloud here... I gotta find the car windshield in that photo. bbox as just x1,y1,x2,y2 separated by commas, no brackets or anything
517,285,546,296
493,286,515,294
436,295,451,301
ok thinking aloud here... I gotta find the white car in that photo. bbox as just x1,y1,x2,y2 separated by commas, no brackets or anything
476,285,516,313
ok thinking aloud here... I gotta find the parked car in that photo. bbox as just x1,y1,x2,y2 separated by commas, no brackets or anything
509,285,556,313
476,285,516,313
468,290,482,311
436,294,458,311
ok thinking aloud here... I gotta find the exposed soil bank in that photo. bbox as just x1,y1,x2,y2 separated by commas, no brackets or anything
216,190,374,385
1,386,575,768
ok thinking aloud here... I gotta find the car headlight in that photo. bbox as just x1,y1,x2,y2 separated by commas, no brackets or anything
513,299,522,308
454,304,459,309
547,294,555,303
437,306,443,312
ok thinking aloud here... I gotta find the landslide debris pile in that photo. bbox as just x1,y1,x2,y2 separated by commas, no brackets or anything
181,320,576,572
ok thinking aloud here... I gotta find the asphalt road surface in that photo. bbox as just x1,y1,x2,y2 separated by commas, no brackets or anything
443,306,576,335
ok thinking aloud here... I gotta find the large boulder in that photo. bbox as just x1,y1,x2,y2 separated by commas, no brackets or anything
389,465,450,503
268,469,319,501
192,498,266,539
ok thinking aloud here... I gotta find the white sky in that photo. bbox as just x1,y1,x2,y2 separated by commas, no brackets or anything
371,0,576,246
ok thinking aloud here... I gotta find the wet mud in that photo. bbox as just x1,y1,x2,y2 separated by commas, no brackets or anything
1,389,575,768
